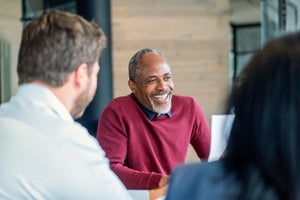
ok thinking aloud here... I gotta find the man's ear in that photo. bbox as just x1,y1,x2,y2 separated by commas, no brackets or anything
74,63,88,87
128,80,137,94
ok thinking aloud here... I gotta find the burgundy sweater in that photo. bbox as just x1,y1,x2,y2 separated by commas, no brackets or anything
96,93,211,189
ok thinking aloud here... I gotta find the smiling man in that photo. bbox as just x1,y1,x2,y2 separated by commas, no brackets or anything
96,48,211,199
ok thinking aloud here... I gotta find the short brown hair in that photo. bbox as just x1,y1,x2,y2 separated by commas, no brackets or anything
17,9,106,86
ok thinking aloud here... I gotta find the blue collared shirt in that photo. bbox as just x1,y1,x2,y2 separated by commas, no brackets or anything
140,104,172,120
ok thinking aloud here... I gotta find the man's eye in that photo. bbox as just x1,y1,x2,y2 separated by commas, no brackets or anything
146,79,156,84
164,76,172,81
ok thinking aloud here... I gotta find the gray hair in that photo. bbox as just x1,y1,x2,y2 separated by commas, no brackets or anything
128,48,167,82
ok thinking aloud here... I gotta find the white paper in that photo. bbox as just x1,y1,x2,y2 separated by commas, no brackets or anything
208,114,234,161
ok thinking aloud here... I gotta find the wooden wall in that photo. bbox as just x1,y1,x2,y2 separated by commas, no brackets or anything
111,0,231,162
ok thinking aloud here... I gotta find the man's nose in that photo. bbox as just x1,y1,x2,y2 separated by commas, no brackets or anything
157,79,168,90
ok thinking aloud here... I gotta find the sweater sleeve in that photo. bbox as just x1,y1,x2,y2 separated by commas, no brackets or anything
96,101,162,189
190,99,211,160
111,163,162,189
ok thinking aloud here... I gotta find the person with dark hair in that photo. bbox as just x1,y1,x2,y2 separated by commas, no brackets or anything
96,47,211,199
165,31,300,200
0,10,132,199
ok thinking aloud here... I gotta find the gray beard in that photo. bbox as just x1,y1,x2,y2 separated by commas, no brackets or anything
151,96,172,114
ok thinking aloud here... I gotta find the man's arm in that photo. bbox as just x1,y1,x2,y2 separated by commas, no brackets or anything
111,163,163,189
190,99,211,159
96,103,163,189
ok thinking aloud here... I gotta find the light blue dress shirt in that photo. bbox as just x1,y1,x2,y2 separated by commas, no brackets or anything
0,84,132,200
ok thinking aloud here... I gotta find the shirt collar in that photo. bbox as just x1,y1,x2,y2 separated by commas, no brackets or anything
17,83,74,122
136,98,172,120
142,106,171,120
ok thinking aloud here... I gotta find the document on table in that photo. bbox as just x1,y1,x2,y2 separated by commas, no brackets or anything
208,114,234,161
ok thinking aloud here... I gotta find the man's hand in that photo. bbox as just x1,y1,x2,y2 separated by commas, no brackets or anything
149,176,169,200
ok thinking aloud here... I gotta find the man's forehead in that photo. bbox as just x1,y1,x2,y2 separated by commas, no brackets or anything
139,52,165,64
140,63,171,73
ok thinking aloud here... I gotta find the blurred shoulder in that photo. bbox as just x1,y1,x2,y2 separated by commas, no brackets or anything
171,160,225,182
166,160,241,200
